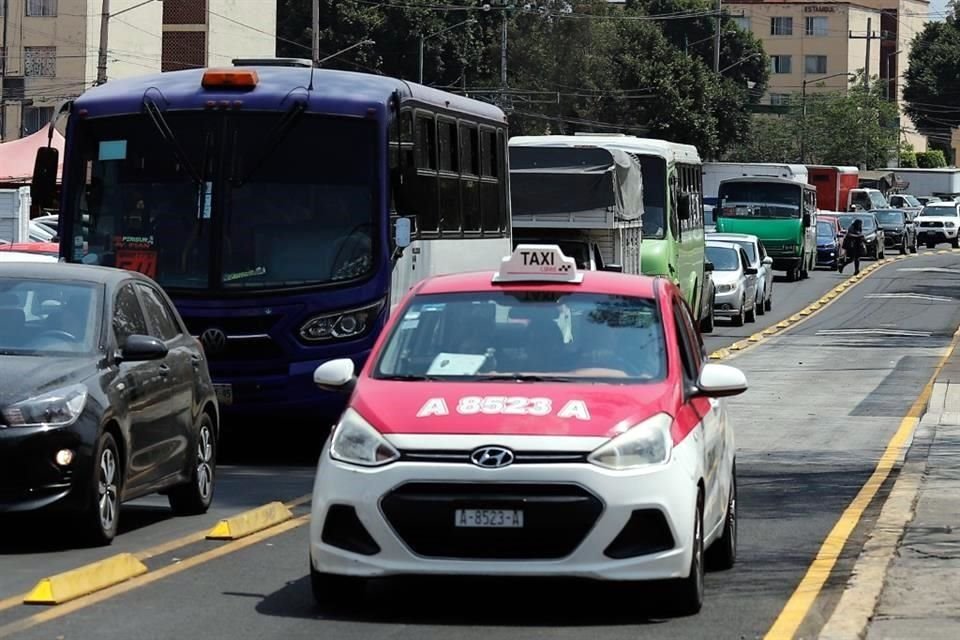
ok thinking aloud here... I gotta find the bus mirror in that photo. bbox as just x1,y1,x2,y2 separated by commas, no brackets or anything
394,217,412,249
678,192,692,221
803,213,812,228
31,147,59,209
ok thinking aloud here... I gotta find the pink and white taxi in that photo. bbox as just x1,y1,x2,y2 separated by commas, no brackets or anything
308,245,748,615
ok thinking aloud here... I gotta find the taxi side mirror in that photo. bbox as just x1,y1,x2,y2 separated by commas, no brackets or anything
695,363,747,398
314,358,357,394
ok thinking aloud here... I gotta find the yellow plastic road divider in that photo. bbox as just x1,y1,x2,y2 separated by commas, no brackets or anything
206,501,294,540
763,327,779,336
23,554,148,606
799,308,813,316
709,349,730,360
777,320,791,328
748,333,765,342
789,314,804,322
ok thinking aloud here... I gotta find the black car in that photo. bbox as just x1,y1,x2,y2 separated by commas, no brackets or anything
0,263,218,545
873,209,918,255
837,213,884,260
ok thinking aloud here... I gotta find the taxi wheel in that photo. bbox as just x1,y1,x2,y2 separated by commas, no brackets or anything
731,304,744,327
670,492,705,616
707,464,737,571
168,413,216,516
81,432,122,546
310,562,367,611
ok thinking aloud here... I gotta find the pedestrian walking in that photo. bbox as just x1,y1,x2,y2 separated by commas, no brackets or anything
840,219,865,275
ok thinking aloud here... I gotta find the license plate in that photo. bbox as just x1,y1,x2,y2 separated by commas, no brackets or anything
213,384,233,406
454,509,524,528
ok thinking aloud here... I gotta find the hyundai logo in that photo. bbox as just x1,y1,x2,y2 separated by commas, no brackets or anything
470,446,515,469
200,327,228,355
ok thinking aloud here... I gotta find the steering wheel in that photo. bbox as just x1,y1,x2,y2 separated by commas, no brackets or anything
37,330,78,343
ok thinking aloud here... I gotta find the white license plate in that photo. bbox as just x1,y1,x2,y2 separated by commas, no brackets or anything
213,384,233,406
454,509,524,528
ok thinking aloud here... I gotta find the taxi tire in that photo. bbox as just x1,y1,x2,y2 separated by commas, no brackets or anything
707,464,737,571
669,492,705,616
731,305,744,327
310,562,367,611
81,431,121,547
168,413,216,516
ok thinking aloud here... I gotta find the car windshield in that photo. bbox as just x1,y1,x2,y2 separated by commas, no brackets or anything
837,215,876,231
817,221,835,238
922,206,960,217
67,113,376,292
705,245,740,271
902,195,921,207
0,278,100,356
875,211,904,225
374,292,667,383
717,182,801,219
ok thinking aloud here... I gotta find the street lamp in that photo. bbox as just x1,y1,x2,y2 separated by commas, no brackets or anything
418,18,477,85
96,0,162,85
885,48,903,101
800,71,856,163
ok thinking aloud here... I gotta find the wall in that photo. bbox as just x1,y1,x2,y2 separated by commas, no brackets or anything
84,0,163,83
206,0,276,67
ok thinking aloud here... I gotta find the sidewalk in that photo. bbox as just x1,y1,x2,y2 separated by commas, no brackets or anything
864,356,960,639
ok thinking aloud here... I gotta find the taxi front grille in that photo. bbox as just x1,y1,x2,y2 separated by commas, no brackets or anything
398,450,589,464
381,482,603,560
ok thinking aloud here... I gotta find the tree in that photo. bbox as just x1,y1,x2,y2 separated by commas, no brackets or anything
902,7,960,146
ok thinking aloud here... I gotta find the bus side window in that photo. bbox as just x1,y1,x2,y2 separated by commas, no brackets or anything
669,173,680,239
437,118,461,234
415,112,440,235
479,127,500,235
460,123,482,233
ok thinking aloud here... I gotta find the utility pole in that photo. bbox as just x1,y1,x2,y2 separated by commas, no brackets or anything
849,18,879,89
500,10,508,89
312,0,320,65
713,0,722,72
1,0,9,139
96,0,110,85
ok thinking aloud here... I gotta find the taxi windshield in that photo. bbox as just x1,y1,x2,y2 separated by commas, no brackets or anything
374,292,666,383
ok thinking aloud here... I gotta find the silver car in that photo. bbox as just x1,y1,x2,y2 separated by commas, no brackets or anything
707,232,773,316
705,240,758,327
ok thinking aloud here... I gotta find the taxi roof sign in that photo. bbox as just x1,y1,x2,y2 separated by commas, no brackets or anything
493,244,583,284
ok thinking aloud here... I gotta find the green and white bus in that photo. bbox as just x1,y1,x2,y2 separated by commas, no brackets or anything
510,134,706,321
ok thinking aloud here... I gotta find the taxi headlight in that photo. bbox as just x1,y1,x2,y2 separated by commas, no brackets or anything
1,384,87,429
588,413,673,470
300,299,385,343
329,408,399,467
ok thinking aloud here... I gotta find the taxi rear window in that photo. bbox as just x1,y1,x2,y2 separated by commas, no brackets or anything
374,292,666,383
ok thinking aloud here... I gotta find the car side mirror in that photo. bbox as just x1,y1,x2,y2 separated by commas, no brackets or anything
120,334,168,363
803,213,812,228
695,363,748,398
602,263,623,273
745,266,758,275
704,260,714,273
314,358,357,394
762,256,773,266
31,147,59,209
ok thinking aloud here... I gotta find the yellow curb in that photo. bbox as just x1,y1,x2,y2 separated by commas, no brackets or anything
799,309,813,316
763,327,779,336
709,349,729,360
206,501,294,540
825,291,839,300
789,314,804,322
747,333,764,342
776,320,791,328
809,302,823,309
728,341,749,351
23,554,148,605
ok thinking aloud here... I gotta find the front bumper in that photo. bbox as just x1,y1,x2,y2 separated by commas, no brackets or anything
918,228,958,243
883,233,903,248
308,441,698,582
816,246,839,265
713,289,742,317
0,424,92,513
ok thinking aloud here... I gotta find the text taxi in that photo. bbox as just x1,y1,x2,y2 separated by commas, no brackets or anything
308,245,748,615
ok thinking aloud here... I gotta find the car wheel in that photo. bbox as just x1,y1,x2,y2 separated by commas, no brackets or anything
927,240,936,249
952,237,959,249
731,304,744,327
701,304,714,333
168,413,216,515
310,559,367,611
745,301,757,323
707,463,737,571
82,431,121,546
669,492,705,616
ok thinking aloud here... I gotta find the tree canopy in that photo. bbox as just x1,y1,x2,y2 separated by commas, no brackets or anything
902,6,960,151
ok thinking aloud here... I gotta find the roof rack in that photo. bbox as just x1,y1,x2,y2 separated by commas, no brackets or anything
231,58,313,68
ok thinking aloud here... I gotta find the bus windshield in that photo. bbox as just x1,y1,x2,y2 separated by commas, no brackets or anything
66,112,377,292
717,182,801,219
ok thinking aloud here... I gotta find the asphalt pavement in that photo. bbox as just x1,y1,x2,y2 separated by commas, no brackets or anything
3,251,960,640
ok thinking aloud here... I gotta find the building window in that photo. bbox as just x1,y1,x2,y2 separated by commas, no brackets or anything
26,0,57,17
770,55,792,74
22,106,54,137
162,0,207,24
732,16,750,31
770,93,790,106
24,47,56,77
161,31,206,72
805,16,828,36
805,55,828,74
770,17,793,36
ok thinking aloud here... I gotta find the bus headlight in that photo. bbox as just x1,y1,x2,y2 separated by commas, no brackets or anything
300,299,385,343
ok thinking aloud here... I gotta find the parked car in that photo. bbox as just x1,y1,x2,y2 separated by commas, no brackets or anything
917,196,942,206
0,263,219,545
816,217,845,270
705,240,758,326
887,194,924,217
873,209,917,255
707,232,773,315
915,202,960,249
699,260,716,333
0,242,59,258
836,213,885,260
33,214,60,234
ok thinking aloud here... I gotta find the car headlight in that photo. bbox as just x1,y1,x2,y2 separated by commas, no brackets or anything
329,408,399,467
716,283,737,293
1,384,88,429
588,413,673,470
946,222,956,229
300,299,385,343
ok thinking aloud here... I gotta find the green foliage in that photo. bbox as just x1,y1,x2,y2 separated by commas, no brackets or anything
916,150,948,168
900,149,918,168
902,13,960,141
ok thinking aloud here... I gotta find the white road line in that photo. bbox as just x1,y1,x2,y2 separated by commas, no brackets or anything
865,293,956,303
898,267,960,274
816,328,933,337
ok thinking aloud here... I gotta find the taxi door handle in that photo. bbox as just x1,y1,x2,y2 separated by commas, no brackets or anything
190,354,201,369
158,364,170,378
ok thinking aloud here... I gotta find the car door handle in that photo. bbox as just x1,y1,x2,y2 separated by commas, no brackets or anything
159,364,171,377
190,355,201,368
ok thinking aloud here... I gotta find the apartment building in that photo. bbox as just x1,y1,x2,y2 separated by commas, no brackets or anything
162,0,276,72
0,0,161,141
726,0,928,151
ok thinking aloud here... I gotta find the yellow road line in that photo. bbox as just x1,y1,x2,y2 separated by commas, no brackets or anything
0,515,311,638
763,325,960,640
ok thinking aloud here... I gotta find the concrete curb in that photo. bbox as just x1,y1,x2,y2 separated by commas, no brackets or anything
817,382,951,640
206,501,294,540
22,553,148,606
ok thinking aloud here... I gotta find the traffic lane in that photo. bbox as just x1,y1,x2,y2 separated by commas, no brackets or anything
0,464,314,601
703,266,843,355
16,255,960,640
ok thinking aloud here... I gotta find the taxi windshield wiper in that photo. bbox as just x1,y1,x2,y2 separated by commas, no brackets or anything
378,374,443,381
475,374,573,382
